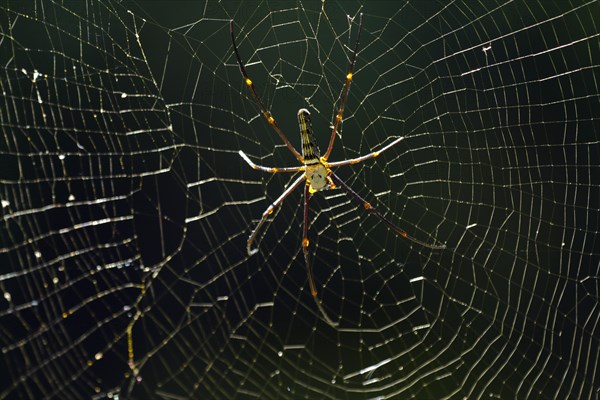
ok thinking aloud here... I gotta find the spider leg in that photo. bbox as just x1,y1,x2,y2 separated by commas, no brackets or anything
239,150,305,173
323,13,364,161
330,171,446,250
327,136,404,168
230,21,304,162
303,183,339,327
247,173,305,256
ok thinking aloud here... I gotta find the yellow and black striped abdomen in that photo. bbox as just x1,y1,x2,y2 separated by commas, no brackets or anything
297,108,321,164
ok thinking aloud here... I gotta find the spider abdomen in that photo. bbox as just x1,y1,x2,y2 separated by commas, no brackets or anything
297,108,321,162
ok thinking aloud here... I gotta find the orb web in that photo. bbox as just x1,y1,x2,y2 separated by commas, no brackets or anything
0,1,598,399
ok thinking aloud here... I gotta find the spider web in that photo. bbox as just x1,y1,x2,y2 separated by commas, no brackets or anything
1,1,599,398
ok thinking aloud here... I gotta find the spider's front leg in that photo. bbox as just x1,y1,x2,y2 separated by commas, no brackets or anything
330,171,446,250
302,182,339,327
246,173,305,255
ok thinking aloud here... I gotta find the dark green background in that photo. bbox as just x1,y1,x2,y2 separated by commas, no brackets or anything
0,1,598,399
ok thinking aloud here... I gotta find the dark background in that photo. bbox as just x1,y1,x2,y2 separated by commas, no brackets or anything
0,1,598,399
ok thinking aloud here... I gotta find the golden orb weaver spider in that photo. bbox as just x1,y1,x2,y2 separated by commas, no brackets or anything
231,14,445,326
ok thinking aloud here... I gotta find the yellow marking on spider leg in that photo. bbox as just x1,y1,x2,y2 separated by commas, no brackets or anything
346,72,353,81
271,167,279,172
373,151,380,157
266,115,275,125
303,238,310,248
326,175,336,189
336,113,343,121
245,78,252,86
363,202,372,210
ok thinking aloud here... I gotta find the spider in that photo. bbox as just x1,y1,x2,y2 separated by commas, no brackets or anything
230,14,445,326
